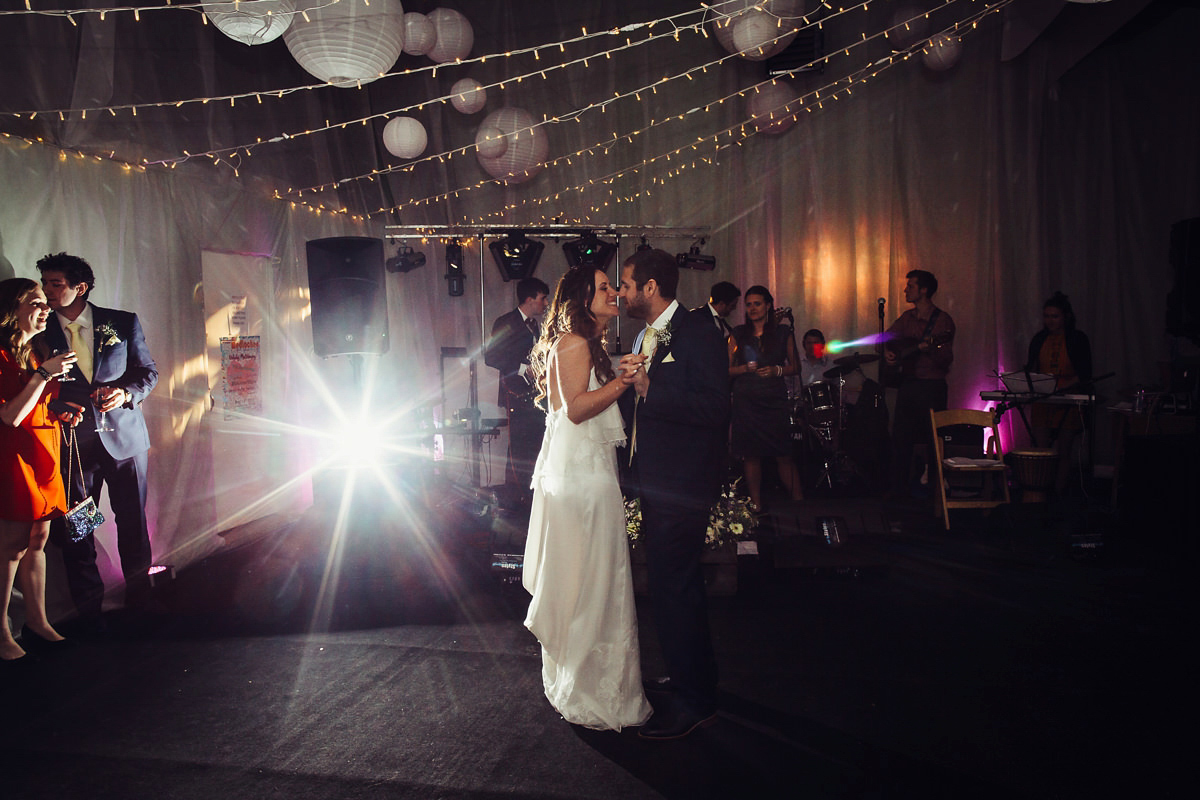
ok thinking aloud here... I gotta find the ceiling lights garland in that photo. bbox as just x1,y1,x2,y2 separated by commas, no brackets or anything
291,1,1009,223
4,0,1012,225
4,2,725,121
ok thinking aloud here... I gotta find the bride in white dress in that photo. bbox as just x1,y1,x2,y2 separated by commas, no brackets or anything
522,266,652,731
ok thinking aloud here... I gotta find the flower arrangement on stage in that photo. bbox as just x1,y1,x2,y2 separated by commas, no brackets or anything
705,479,758,549
625,480,757,551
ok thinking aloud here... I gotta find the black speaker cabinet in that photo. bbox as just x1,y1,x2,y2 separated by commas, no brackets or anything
306,237,389,357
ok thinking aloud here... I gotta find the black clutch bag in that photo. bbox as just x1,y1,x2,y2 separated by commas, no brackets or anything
63,427,104,543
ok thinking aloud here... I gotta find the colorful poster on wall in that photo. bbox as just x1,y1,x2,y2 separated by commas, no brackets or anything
220,336,261,419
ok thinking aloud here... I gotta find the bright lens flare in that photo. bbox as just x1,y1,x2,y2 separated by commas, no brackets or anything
825,333,894,354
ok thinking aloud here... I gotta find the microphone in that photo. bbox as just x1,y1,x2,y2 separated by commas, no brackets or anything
877,297,886,319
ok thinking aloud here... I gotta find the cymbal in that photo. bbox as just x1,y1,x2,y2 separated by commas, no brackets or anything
823,353,880,379
833,353,880,367
822,363,856,378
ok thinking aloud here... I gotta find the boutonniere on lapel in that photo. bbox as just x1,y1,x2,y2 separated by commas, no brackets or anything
650,321,673,352
95,322,121,349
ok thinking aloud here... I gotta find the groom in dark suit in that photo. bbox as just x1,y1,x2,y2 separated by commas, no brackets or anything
37,253,158,623
618,249,729,739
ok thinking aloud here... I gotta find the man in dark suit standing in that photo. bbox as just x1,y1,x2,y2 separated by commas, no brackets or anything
694,281,740,337
37,253,158,623
618,249,729,740
484,277,549,499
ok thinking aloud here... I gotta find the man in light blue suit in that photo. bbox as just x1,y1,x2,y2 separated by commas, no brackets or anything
38,253,158,624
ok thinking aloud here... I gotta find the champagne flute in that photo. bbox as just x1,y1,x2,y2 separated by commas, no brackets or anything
92,388,116,433
49,348,75,382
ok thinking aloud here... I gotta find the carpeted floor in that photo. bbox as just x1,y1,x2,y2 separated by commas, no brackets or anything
2,491,1190,800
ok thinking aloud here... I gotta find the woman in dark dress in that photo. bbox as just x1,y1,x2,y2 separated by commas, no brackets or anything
1024,291,1093,495
727,286,803,511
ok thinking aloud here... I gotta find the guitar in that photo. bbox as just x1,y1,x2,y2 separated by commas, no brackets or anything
879,332,953,387
500,373,538,410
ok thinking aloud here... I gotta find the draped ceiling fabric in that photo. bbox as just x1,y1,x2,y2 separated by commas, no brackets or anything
1,1,1197,585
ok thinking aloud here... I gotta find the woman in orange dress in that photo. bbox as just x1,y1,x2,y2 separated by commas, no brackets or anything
1,278,81,666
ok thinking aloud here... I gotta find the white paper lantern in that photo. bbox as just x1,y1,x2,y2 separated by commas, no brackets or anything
284,0,405,87
731,9,797,61
451,78,487,114
427,7,474,63
205,0,295,46
383,117,428,159
475,126,507,158
922,34,962,71
475,108,548,184
710,0,803,59
889,5,932,51
748,81,799,134
402,12,436,56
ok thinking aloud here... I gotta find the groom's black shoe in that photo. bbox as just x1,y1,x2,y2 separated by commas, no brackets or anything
638,708,717,740
642,676,675,694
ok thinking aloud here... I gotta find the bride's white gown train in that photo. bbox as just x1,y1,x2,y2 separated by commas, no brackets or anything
523,369,652,731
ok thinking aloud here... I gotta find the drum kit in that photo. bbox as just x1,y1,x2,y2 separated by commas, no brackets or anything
791,352,880,488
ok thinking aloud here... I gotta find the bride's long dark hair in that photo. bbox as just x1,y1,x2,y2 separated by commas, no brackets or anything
529,267,615,409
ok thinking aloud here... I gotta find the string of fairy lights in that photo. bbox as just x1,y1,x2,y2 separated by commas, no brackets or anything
294,0,1010,225
453,6,1008,228
278,4,867,198
2,0,1012,225
4,2,763,122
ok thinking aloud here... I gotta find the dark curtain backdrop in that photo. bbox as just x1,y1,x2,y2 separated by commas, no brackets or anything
1,1,1197,584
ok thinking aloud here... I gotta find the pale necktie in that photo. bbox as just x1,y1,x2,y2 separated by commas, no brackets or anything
640,326,658,360
631,326,658,462
66,321,93,382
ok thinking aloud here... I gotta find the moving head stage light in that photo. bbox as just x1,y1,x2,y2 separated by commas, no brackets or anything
677,240,716,270
489,232,544,281
385,245,426,273
562,232,617,270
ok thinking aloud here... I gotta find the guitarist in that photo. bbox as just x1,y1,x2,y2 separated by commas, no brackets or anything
882,270,956,498
485,277,550,501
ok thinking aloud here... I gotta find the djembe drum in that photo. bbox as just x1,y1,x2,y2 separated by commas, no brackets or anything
1008,449,1059,503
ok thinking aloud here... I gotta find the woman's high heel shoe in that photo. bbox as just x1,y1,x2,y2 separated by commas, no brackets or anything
19,625,70,655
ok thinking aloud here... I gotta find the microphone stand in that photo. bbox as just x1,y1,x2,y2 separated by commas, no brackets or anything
876,298,886,384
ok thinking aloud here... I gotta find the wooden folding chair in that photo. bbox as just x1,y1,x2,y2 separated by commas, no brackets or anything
930,409,1011,530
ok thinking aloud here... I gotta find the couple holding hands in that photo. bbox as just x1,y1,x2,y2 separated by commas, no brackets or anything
522,248,729,740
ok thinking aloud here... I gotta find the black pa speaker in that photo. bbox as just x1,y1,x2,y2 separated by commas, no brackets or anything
306,237,389,357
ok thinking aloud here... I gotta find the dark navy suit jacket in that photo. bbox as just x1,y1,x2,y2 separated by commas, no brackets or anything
622,304,729,506
41,303,157,460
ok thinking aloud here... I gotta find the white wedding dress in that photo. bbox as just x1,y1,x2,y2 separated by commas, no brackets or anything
523,367,652,731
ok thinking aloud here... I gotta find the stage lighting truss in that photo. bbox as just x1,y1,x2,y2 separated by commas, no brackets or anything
489,231,545,282
562,231,617,270
385,244,427,273
676,238,716,271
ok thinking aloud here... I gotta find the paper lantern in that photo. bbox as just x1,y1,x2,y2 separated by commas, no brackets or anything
383,117,428,159
710,0,803,59
450,78,487,114
204,0,295,46
731,9,798,61
427,7,474,63
284,0,405,86
402,12,435,56
748,81,799,134
889,5,932,51
922,34,962,71
475,108,548,184
475,126,507,158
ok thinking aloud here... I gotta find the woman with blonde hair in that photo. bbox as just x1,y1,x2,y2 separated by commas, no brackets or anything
1,278,81,667
522,266,651,731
